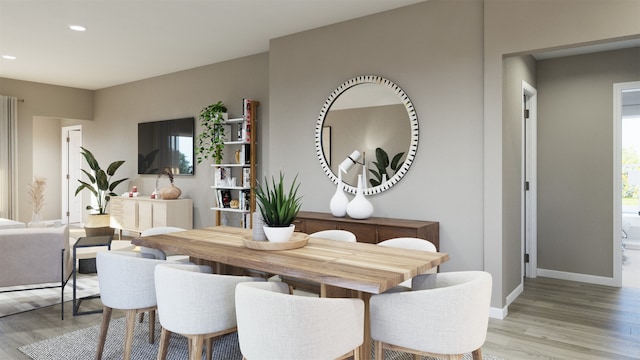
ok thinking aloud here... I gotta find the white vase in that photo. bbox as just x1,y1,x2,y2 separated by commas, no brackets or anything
252,212,267,241
28,213,45,228
263,224,295,242
346,175,374,219
329,172,349,217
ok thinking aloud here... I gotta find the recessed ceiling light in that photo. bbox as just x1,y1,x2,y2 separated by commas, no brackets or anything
69,25,86,32
2,55,16,60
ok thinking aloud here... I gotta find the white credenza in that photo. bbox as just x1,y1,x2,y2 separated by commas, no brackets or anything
110,196,193,236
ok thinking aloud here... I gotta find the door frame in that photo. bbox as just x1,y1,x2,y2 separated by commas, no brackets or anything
61,125,82,225
522,81,538,279
613,81,640,287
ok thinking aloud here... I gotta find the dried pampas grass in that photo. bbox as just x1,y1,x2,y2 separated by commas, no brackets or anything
28,176,47,214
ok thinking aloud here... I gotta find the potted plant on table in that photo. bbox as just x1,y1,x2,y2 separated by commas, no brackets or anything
75,146,128,236
255,172,302,242
196,101,228,165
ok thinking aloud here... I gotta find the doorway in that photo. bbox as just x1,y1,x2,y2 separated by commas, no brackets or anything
61,125,82,225
616,81,640,288
522,81,538,279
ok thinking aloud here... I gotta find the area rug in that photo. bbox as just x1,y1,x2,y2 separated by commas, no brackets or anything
19,316,501,360
0,273,99,318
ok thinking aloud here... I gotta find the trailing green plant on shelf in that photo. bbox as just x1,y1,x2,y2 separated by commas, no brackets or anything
75,146,128,215
196,101,228,164
255,172,302,227
369,147,404,187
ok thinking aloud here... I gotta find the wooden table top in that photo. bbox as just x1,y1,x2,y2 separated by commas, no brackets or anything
132,226,449,294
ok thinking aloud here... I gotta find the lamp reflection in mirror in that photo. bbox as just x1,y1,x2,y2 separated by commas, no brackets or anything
338,150,362,174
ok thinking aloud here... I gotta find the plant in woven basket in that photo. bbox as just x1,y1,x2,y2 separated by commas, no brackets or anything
255,172,302,227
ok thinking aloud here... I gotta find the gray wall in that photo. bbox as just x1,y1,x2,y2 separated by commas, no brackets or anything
0,77,93,223
88,53,269,228
269,0,485,272
485,0,640,308
537,48,640,277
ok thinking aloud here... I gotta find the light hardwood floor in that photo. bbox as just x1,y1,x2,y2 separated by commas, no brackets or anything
0,277,639,359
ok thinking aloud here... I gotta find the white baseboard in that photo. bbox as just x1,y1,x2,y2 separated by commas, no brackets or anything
537,268,617,287
489,306,507,320
489,282,523,320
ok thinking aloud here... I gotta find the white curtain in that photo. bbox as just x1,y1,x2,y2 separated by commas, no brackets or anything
0,95,18,219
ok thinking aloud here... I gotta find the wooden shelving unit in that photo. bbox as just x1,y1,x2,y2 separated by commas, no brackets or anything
211,99,259,228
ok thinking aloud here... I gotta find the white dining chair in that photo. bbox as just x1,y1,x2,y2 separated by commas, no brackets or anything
154,264,264,360
310,229,357,242
281,229,356,294
377,237,438,289
139,226,188,261
370,271,492,360
95,251,211,360
235,281,364,360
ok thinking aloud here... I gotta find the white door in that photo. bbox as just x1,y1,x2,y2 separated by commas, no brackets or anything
61,126,82,224
522,81,538,279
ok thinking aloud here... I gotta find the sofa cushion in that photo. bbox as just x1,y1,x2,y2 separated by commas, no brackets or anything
0,218,26,230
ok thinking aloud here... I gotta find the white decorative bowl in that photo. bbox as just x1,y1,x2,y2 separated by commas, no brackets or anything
263,224,295,242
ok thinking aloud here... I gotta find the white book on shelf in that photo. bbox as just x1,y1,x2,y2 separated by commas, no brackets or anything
242,168,251,187
214,167,232,187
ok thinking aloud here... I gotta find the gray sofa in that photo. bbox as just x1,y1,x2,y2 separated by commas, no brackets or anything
0,218,26,229
0,225,72,319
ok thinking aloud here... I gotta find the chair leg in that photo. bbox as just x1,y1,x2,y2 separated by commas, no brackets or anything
472,348,482,360
374,341,384,360
148,309,156,343
352,346,360,360
157,327,171,360
124,309,137,360
95,306,112,360
205,337,213,360
189,335,205,360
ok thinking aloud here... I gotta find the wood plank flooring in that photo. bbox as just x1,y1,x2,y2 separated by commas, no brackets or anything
483,277,640,359
1,277,639,359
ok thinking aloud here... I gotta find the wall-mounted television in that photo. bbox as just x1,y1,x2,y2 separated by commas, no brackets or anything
138,117,195,175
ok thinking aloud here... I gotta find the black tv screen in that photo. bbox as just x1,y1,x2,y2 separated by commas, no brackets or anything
138,117,195,175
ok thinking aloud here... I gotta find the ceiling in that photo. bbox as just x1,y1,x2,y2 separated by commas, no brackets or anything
0,0,425,90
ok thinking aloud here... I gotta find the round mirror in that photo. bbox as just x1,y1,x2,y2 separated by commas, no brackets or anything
315,75,419,195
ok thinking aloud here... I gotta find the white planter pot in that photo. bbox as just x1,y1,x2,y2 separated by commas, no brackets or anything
263,224,295,242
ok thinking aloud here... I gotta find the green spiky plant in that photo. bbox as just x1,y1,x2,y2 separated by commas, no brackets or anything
255,172,302,227
75,146,128,215
369,147,405,187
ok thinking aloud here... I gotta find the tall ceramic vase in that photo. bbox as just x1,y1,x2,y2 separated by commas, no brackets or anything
346,174,374,219
329,172,349,217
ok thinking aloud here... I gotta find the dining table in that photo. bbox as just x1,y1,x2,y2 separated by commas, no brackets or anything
132,226,449,360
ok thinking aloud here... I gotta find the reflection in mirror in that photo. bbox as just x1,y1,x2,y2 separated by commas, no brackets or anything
315,75,418,195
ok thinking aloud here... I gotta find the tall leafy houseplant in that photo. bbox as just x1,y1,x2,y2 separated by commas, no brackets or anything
196,101,228,164
369,147,404,187
255,172,302,227
75,147,128,215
